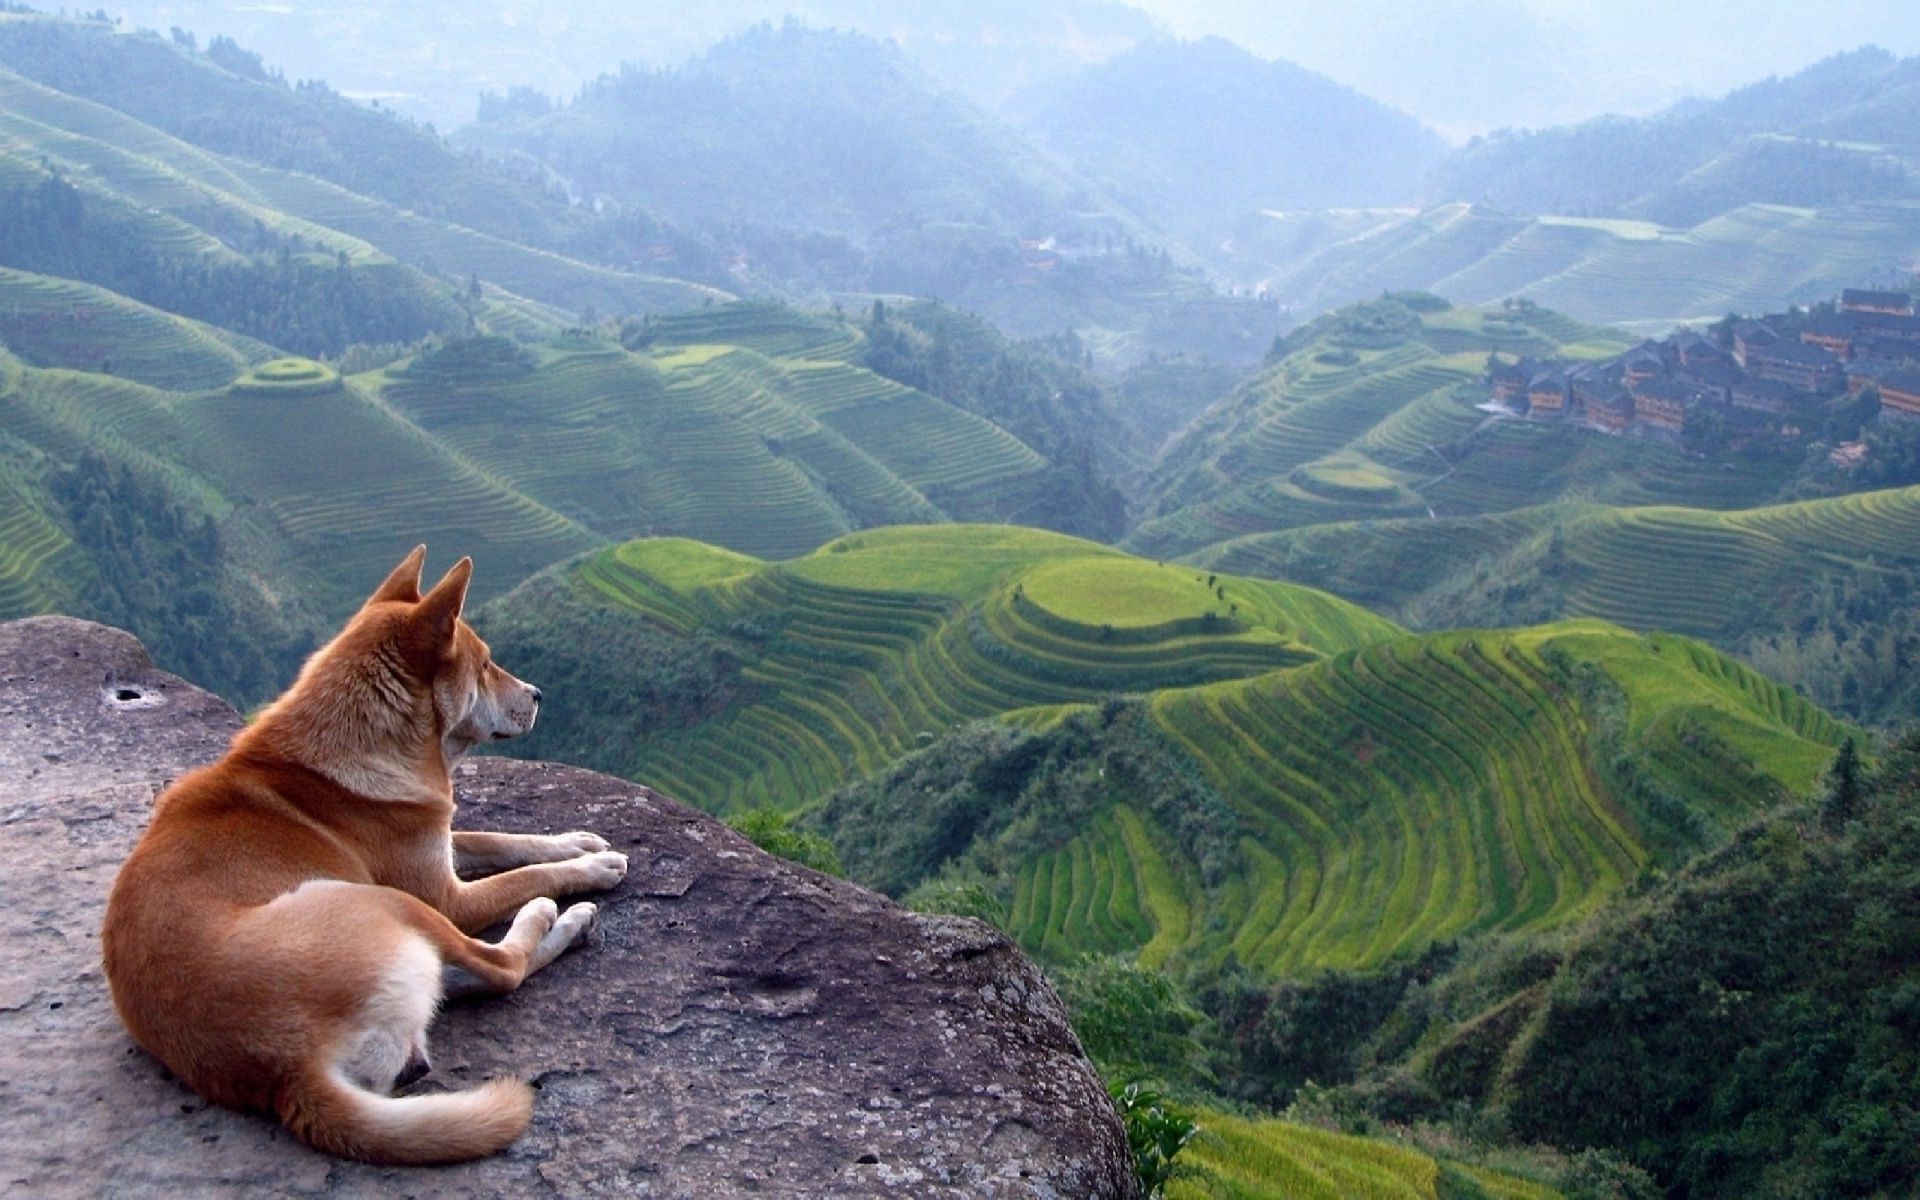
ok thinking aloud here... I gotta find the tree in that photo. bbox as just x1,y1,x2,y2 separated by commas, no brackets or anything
1821,736,1864,831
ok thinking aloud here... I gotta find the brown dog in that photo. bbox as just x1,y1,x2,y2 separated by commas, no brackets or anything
102,547,627,1164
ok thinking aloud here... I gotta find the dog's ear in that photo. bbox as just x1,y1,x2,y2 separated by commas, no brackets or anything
366,545,427,607
413,556,473,648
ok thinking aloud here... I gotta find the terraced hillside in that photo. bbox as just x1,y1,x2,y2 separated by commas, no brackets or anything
1129,298,1647,561
479,525,1399,812
0,266,260,389
1230,200,1920,336
374,315,1058,558
1170,1111,1561,1200
1194,484,1920,725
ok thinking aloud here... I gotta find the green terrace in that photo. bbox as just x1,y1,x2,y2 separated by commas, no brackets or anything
537,526,1397,812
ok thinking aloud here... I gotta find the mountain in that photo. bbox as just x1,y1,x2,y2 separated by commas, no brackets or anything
1429,47,1920,225
1011,37,1446,243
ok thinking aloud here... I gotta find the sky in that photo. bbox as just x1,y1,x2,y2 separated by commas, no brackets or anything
1126,0,1920,139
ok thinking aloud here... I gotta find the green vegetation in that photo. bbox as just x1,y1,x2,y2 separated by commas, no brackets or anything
724,807,844,877
1222,733,1920,1199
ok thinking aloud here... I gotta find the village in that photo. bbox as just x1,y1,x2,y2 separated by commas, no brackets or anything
1486,287,1920,444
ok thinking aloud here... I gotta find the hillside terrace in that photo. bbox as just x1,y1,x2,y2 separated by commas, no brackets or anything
1487,286,1920,437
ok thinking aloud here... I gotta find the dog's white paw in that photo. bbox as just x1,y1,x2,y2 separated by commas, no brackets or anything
552,901,597,947
551,830,611,857
577,850,628,891
517,895,560,932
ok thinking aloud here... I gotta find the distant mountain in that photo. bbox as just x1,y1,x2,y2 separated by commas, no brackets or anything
1429,47,1920,225
1011,37,1446,242
460,24,1126,246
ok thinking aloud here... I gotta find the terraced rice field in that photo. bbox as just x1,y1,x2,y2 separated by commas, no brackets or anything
379,329,1047,558
228,160,726,317
555,526,1398,813
1170,1112,1561,1200
0,471,78,616
0,267,253,390
1558,484,1920,637
1138,622,1841,973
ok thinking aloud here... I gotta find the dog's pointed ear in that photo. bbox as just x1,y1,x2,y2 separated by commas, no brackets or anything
413,556,473,646
366,545,427,607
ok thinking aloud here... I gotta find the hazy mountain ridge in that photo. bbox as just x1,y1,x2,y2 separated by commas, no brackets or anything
1429,46,1920,224
1011,36,1446,242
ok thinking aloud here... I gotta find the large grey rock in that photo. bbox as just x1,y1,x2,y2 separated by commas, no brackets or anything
0,616,1134,1198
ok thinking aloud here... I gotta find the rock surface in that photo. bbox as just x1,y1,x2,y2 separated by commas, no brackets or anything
0,616,1134,1198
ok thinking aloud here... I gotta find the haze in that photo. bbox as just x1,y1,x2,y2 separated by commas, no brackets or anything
105,0,1920,138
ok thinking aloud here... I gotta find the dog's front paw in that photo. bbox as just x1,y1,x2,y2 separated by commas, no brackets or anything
576,849,628,892
551,830,611,857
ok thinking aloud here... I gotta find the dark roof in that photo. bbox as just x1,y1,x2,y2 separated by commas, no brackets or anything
1841,288,1913,310
1881,368,1920,395
1733,319,1779,344
1751,340,1839,366
1851,311,1920,339
1527,369,1568,389
1676,362,1742,389
1801,315,1856,339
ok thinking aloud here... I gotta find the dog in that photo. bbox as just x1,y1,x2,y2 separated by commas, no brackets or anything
102,546,627,1164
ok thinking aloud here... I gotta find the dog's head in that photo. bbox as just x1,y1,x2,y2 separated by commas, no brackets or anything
362,546,543,762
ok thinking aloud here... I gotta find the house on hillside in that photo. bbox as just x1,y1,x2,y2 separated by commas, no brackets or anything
1880,368,1920,424
1851,311,1920,350
1800,315,1855,358
1732,319,1779,368
1840,288,1915,317
1572,369,1632,432
1629,376,1704,435
1526,368,1570,418
1730,374,1816,422
1675,359,1741,407
1746,340,1842,392
1671,331,1731,369
1620,342,1664,385
1488,357,1537,405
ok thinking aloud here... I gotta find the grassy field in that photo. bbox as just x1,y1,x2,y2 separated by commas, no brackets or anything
0,266,257,390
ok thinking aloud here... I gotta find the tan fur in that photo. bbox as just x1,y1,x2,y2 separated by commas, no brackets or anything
101,546,627,1165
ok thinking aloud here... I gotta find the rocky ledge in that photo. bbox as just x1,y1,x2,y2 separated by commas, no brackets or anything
0,616,1134,1198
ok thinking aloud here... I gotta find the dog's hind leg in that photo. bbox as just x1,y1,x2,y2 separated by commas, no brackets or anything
442,901,599,998
339,933,443,1093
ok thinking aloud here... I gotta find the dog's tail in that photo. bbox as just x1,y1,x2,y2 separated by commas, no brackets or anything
279,1066,534,1165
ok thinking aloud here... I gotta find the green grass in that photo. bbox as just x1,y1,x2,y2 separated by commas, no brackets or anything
373,330,1050,561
